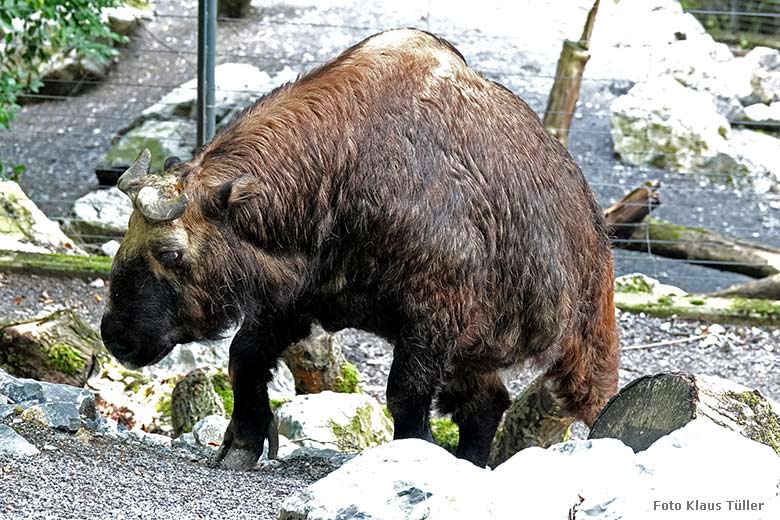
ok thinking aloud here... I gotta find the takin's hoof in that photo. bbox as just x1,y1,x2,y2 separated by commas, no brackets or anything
216,448,261,471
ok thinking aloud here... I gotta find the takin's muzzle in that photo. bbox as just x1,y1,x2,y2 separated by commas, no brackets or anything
117,148,188,222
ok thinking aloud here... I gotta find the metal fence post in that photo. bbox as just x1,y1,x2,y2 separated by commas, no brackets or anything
197,0,217,148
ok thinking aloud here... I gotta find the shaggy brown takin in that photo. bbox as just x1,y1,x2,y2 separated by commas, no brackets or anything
100,28,619,470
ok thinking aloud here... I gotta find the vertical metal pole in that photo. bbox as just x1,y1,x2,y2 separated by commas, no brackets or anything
197,0,217,148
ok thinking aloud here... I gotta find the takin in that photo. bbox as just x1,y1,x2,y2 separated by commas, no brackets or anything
100,28,619,470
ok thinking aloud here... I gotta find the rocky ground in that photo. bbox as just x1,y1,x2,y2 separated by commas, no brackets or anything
0,421,331,519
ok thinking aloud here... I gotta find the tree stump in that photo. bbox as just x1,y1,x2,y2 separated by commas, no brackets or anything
171,368,225,437
0,309,102,387
589,373,780,455
282,324,360,395
489,376,574,467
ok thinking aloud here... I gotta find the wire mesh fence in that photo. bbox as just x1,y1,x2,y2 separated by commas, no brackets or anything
1,0,779,295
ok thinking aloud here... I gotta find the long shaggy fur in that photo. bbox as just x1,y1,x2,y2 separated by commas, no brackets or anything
107,29,619,464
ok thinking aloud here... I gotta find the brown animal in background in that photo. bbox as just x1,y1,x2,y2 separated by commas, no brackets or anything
100,28,619,470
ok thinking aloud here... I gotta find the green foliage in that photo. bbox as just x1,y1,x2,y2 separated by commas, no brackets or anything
155,394,172,417
211,371,234,416
0,0,126,179
430,417,459,454
269,398,288,411
333,361,361,394
47,342,85,375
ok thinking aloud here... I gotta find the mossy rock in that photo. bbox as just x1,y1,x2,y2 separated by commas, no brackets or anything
0,309,102,387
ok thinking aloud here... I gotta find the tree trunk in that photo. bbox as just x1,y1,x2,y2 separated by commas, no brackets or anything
603,182,661,240
614,219,780,279
589,373,780,455
542,0,600,146
0,309,102,387
709,273,780,300
489,376,574,467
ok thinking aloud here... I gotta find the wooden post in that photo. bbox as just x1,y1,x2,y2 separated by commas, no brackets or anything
542,0,600,146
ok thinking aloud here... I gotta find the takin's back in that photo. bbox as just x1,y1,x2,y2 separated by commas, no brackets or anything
196,28,613,365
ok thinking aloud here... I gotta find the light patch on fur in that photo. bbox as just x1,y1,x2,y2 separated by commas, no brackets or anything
361,28,426,51
431,48,457,79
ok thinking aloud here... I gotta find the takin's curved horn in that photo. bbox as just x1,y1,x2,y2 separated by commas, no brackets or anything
117,148,152,197
136,186,188,222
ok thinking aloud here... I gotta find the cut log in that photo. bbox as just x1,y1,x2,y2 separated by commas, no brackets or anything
542,0,600,146
0,250,112,279
489,376,574,468
614,219,780,279
171,368,225,436
0,309,102,387
589,373,780,455
709,273,780,300
603,181,661,240
614,292,780,327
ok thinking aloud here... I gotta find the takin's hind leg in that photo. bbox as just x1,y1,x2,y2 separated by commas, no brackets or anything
545,293,620,426
386,344,443,443
437,370,510,467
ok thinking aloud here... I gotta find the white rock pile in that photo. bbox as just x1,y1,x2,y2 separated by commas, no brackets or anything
280,420,780,520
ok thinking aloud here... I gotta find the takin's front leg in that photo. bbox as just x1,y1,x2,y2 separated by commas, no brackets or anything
213,318,309,471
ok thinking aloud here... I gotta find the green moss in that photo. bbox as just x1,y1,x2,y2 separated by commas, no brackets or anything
615,274,654,294
105,135,168,171
0,250,112,278
156,395,172,418
333,362,361,394
430,417,459,454
211,372,234,416
731,298,780,320
47,342,86,376
329,404,391,452
657,295,674,306
726,390,780,455
269,398,288,411
689,299,705,306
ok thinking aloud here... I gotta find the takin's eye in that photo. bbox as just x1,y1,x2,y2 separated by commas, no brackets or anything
155,250,184,268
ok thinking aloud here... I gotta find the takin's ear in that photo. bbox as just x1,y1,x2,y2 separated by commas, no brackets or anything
212,175,264,215
163,156,181,171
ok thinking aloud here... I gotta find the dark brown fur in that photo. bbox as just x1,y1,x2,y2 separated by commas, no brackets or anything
102,28,619,468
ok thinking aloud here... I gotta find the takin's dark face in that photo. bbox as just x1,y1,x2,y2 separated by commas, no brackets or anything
101,213,200,368
100,154,234,369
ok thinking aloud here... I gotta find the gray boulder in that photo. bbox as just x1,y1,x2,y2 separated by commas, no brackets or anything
276,391,392,453
749,47,780,104
98,64,297,172
0,180,83,254
0,425,39,457
65,187,132,243
104,3,153,37
0,368,97,432
610,76,734,173
743,102,780,125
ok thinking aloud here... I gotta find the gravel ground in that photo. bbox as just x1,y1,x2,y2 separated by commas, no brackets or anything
0,421,332,520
